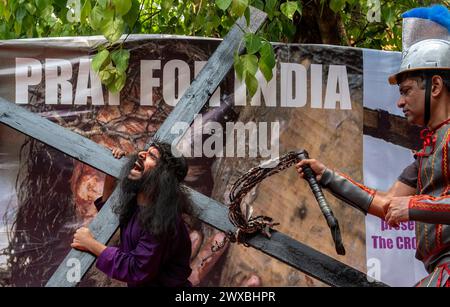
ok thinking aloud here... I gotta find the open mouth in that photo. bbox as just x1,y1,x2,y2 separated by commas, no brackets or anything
132,160,144,172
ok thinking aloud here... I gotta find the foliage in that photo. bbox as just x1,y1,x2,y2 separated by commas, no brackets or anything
338,0,449,51
0,0,448,94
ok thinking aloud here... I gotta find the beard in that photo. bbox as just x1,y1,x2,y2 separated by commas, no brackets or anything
117,153,162,204
114,153,166,226
118,153,152,195
114,153,153,218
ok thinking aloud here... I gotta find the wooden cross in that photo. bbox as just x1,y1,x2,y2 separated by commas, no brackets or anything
0,7,386,287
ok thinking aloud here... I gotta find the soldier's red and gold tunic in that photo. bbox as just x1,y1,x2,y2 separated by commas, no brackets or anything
399,118,450,286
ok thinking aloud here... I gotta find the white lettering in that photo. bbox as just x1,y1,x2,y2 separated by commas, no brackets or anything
75,57,104,105
15,58,42,104
310,64,323,108
324,65,351,110
45,58,72,105
250,68,277,107
140,60,161,106
280,63,307,107
163,59,190,106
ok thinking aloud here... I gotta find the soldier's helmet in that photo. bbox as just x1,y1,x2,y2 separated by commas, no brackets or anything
388,5,450,85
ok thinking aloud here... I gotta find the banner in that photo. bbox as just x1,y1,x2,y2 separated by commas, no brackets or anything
0,35,426,286
363,49,427,286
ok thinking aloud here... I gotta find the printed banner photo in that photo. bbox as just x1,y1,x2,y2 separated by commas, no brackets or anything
0,35,425,286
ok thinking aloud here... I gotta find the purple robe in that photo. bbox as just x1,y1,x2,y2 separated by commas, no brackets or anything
94,198,192,287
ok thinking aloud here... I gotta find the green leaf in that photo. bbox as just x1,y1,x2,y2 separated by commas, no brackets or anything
204,14,221,35
99,67,115,85
265,0,277,19
53,0,69,9
14,21,22,37
266,19,280,41
296,0,303,14
244,5,250,27
244,33,262,55
245,72,258,97
23,14,34,37
280,1,298,20
231,0,248,17
110,70,127,92
112,0,132,16
101,16,125,43
92,49,110,72
89,5,106,30
193,13,205,32
81,0,92,22
259,59,273,82
281,15,296,39
2,2,11,22
259,41,275,81
35,0,51,11
216,0,232,11
260,41,275,63
16,6,27,22
241,54,258,75
89,5,116,35
97,0,109,9
40,4,54,20
111,49,130,73
382,6,395,29
329,0,346,13
123,0,140,27
25,18,35,37
0,23,7,39
250,0,264,11
25,3,36,15
161,0,173,13
234,52,244,81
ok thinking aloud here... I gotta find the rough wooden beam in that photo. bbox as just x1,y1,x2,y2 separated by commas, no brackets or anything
0,99,122,177
363,107,422,150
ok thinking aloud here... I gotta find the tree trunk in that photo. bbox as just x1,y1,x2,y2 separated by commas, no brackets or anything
293,0,348,46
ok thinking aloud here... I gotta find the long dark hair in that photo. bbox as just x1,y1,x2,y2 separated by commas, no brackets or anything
114,141,195,239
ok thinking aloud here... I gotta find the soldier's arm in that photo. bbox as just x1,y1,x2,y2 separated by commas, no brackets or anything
383,158,450,225
296,159,416,219
406,195,450,225
370,181,416,219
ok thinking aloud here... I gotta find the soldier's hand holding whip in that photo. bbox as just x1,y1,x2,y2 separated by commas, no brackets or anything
296,152,346,255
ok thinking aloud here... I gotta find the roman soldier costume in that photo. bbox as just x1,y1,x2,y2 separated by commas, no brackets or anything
318,5,450,287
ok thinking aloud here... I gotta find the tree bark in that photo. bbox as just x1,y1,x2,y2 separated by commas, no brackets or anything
293,0,348,46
